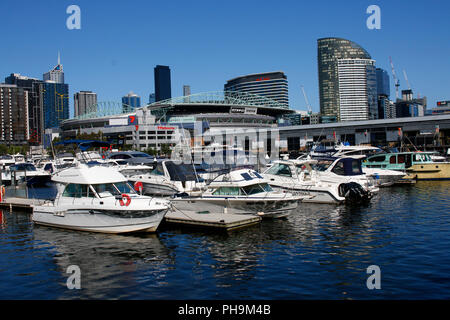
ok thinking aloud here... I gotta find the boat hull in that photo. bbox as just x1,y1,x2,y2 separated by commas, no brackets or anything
32,208,168,234
172,196,300,219
270,185,344,205
407,162,450,180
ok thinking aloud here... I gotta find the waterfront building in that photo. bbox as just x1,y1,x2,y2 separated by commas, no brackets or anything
224,72,289,108
74,91,97,117
122,92,141,113
0,84,29,144
60,91,293,151
43,52,64,84
337,58,378,121
154,65,172,102
317,37,372,121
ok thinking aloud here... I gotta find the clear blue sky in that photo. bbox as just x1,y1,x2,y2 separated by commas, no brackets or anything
1,0,449,117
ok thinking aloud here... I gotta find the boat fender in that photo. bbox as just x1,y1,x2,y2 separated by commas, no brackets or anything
134,181,144,193
119,194,131,206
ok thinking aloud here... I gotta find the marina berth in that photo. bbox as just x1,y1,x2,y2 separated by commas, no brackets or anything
32,159,171,234
171,168,307,219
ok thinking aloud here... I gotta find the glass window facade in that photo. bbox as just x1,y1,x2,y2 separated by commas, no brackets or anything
317,38,372,121
154,65,172,102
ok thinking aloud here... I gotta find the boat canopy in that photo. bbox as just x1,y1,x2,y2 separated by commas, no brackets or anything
52,164,127,184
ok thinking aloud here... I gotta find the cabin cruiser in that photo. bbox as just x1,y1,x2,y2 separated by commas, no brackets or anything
171,168,306,219
32,164,171,234
262,159,374,205
123,160,206,197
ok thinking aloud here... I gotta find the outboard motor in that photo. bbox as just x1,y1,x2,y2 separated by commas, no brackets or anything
338,182,371,205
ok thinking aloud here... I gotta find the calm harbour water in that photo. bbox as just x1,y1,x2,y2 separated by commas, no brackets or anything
1,181,450,300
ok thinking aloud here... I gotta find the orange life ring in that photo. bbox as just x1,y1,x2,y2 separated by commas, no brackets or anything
134,181,144,192
119,193,131,206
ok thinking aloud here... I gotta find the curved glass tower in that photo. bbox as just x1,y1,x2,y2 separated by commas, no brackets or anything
317,38,372,122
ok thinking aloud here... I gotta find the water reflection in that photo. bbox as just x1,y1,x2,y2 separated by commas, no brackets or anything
32,226,173,299
1,181,449,299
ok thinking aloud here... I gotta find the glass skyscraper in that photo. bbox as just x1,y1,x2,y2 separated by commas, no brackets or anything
40,82,69,129
317,37,372,121
154,65,172,102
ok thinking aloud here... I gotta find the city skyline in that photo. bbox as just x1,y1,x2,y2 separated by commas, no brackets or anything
0,1,449,117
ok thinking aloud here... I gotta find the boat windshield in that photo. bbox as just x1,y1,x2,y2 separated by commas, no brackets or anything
311,160,334,172
212,183,272,196
264,163,292,177
10,163,37,171
241,183,272,195
414,153,432,162
92,182,136,198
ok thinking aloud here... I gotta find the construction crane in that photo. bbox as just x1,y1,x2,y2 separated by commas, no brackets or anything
389,56,400,100
402,69,411,90
301,85,312,115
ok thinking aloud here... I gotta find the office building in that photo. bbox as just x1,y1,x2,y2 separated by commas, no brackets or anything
74,91,97,117
224,71,289,108
337,59,378,121
43,52,65,84
317,37,372,121
154,65,171,102
0,84,29,144
122,91,141,113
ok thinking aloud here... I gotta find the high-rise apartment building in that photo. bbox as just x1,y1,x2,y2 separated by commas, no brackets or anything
337,59,378,121
0,84,29,144
154,65,171,102
224,71,289,108
5,73,43,144
74,91,97,117
317,37,372,121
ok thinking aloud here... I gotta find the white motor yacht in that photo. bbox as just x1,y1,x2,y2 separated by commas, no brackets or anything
263,159,374,205
172,168,306,219
32,164,171,234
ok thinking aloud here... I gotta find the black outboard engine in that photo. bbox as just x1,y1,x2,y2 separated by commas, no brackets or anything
338,182,371,205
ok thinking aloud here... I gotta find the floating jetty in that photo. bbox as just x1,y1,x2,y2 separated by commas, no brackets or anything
0,196,262,232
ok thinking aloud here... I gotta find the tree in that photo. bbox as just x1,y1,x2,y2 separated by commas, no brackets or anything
160,144,172,157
